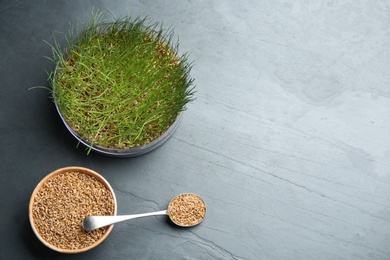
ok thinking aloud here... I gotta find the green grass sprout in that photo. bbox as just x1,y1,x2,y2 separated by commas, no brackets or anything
47,10,195,151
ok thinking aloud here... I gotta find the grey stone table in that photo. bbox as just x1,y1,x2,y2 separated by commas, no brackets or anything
1,1,389,259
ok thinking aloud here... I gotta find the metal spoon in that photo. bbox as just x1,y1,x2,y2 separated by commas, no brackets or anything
83,193,206,231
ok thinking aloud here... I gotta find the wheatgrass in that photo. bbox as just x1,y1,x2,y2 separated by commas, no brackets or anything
50,12,195,152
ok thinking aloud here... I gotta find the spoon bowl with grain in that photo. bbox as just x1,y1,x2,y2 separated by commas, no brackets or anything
83,193,206,231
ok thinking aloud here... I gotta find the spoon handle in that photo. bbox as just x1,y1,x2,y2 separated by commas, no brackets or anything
83,210,168,231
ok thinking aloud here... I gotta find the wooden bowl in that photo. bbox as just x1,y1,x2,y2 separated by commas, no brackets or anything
29,166,117,253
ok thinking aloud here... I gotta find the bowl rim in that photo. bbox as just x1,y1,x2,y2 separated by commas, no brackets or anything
28,166,117,254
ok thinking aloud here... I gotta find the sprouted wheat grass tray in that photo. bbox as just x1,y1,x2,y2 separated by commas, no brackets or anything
47,11,195,156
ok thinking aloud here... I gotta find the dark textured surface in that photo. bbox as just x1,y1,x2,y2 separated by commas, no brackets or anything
1,1,390,259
